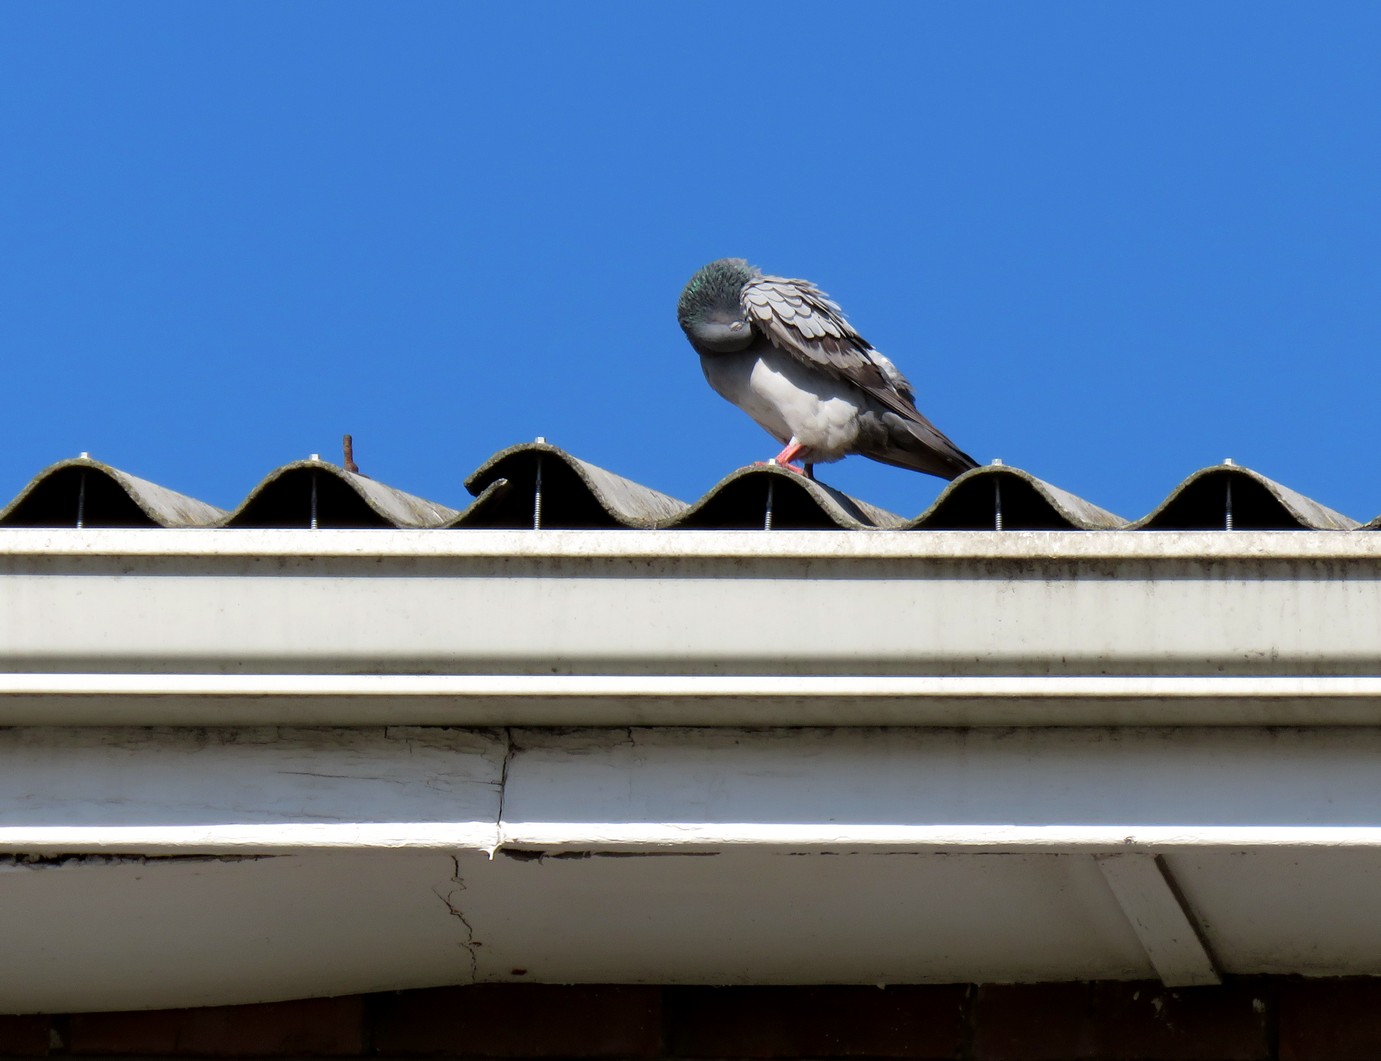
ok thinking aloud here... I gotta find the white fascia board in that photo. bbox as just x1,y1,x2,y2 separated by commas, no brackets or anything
495,726,1381,853
0,726,505,854
4,725,1381,856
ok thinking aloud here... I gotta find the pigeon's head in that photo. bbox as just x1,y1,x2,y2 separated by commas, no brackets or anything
678,258,759,353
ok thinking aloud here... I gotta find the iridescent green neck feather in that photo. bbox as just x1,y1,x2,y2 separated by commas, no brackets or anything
677,258,757,328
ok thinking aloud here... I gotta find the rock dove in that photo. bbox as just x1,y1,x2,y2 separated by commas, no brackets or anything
677,258,978,480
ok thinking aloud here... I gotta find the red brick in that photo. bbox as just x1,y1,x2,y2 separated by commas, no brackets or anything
0,1015,50,1057
370,985,662,1058
67,996,363,1056
974,982,1269,1061
1279,978,1381,1061
664,985,968,1059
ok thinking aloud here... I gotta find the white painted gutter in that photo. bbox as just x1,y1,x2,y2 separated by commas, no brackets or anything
3,530,1381,721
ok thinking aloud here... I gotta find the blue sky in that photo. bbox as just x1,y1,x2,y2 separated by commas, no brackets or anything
3,4,1380,521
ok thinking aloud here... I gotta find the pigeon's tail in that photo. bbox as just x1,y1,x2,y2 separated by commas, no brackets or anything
867,412,980,481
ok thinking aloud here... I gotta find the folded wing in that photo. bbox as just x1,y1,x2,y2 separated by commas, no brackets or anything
742,274,977,478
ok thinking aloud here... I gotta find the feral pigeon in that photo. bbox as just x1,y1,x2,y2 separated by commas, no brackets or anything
677,258,977,480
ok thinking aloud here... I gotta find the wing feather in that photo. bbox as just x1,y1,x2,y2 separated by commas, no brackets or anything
742,274,924,423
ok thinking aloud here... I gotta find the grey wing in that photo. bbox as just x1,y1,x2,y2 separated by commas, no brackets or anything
741,275,921,420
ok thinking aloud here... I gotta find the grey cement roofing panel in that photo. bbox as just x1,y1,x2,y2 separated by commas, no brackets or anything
0,445,1364,531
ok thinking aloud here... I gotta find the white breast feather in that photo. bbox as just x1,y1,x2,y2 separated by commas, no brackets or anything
700,345,865,462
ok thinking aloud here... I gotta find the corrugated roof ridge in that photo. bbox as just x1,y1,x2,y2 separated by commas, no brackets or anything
1132,464,1359,530
221,460,459,528
457,442,687,528
0,457,226,528
909,465,1128,530
663,464,905,530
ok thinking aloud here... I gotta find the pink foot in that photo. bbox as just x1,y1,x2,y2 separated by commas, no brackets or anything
773,441,806,465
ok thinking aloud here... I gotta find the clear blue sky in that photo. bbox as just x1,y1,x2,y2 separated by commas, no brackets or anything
3,4,1379,521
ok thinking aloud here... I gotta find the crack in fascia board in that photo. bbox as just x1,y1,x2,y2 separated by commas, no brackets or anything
431,855,479,983
490,727,519,858
488,727,642,860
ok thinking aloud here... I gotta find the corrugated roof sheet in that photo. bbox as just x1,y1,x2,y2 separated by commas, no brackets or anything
0,444,1366,531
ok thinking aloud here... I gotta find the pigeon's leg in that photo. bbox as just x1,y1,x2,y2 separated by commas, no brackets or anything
767,440,808,474
804,463,816,481
753,441,808,474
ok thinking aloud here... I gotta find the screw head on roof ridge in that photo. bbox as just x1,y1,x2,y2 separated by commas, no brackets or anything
1223,458,1235,466
78,452,90,459
309,453,321,461
991,458,1003,466
535,436,547,444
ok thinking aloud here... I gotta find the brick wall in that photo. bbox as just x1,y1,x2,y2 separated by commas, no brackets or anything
2,979,1379,1060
